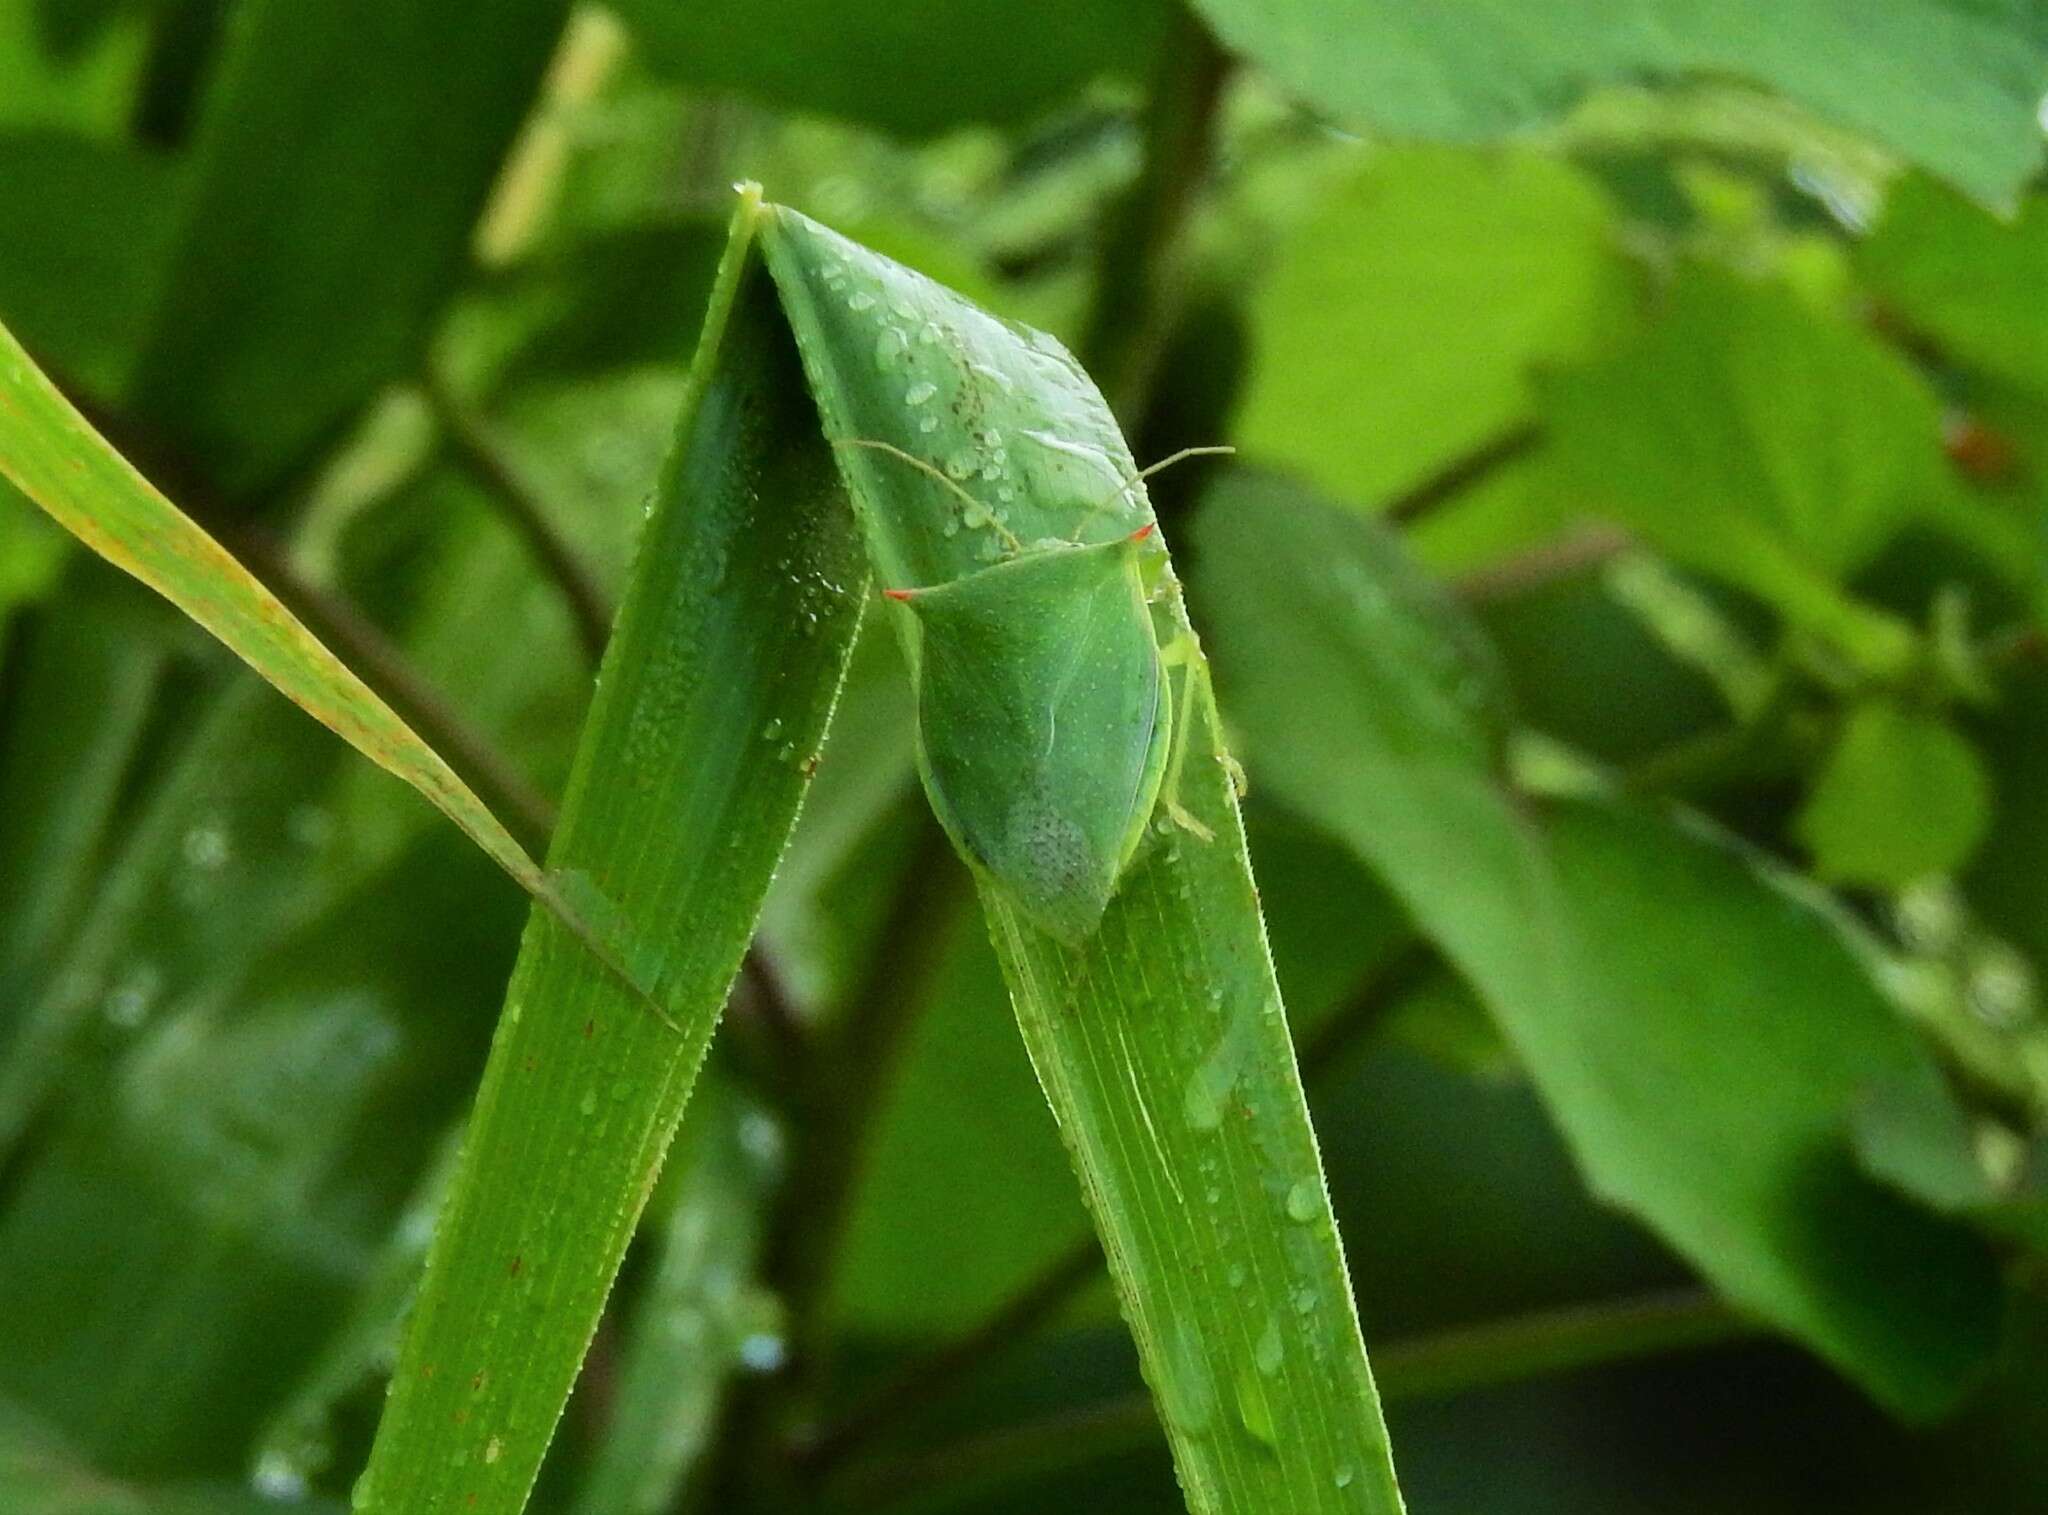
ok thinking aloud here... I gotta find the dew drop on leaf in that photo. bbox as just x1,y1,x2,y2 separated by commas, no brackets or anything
1285,1180,1321,1223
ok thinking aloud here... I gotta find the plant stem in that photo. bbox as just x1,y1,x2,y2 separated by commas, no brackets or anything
1452,525,1630,606
1298,938,1440,1080
793,1237,1107,1474
423,374,617,664
131,0,229,148
1078,5,1231,422
799,937,1440,1474
832,1288,1754,1509
1382,423,1544,525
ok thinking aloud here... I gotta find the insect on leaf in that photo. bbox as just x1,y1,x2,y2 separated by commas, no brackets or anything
762,200,1405,1513
895,532,1170,941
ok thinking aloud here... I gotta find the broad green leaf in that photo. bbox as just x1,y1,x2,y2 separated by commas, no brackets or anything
609,0,1166,137
1852,1069,2048,1254
353,192,867,1514
1186,0,2048,206
0,132,181,399
1797,702,1992,888
1861,174,2048,395
1196,474,2002,1417
764,207,1403,1514
568,1078,781,1515
1537,271,1945,672
0,317,558,903
1238,147,1632,512
121,0,570,498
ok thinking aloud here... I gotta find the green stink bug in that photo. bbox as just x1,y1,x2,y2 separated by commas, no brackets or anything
845,441,1232,943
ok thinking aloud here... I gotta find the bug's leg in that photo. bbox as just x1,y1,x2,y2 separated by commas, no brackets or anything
1154,631,1242,843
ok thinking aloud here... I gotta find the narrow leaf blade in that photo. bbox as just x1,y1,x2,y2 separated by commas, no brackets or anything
353,192,867,1514
0,318,549,898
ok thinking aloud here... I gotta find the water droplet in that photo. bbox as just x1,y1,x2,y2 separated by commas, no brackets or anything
905,381,937,406
483,1437,502,1465
918,415,940,433
738,1111,784,1167
762,717,784,740
1234,1364,1278,1448
944,454,975,481
1227,1264,1247,1289
738,1332,788,1373
251,1448,309,1500
1285,1181,1321,1223
846,291,877,312
1334,1465,1356,1489
1968,942,2036,1027
288,805,334,851
182,822,231,871
579,1089,598,1117
1255,1319,1283,1376
1160,1323,1218,1435
875,327,908,365
103,963,161,1029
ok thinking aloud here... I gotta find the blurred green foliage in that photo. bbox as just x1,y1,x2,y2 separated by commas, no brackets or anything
4,1,2048,1512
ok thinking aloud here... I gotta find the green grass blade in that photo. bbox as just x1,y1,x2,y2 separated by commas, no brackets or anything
352,190,867,1513
762,206,1402,1513
0,317,551,901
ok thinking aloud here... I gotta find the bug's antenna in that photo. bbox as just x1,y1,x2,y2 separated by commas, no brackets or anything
834,439,1022,553
1068,445,1237,541
1131,445,1236,488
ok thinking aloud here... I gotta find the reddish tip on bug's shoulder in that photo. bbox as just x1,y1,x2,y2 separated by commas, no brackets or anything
883,587,916,601
1130,523,1157,543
